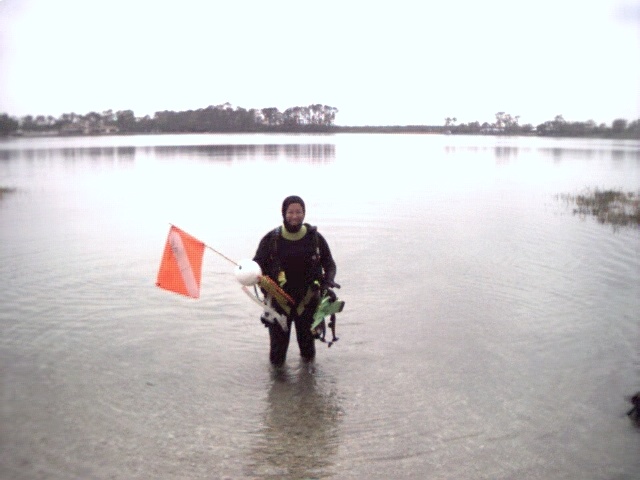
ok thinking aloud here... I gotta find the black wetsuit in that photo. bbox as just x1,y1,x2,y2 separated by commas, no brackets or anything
253,224,336,366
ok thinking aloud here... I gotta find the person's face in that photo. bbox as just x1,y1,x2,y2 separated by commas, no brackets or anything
285,203,305,227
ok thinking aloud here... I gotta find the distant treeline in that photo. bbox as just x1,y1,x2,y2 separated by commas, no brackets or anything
439,112,640,139
0,105,638,139
0,103,338,136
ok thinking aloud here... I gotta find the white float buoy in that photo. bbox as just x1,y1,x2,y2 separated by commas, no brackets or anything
234,259,262,286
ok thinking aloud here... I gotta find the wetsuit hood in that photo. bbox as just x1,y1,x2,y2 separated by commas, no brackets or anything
282,195,305,233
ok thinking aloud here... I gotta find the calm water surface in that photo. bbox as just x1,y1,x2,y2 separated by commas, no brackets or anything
1,133,639,479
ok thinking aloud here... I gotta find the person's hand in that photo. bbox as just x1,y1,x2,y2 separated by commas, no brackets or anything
322,279,340,290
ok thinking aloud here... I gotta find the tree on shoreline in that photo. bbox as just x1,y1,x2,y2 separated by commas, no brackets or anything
0,114,19,135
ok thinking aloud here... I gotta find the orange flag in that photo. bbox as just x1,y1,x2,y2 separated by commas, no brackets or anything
156,226,205,298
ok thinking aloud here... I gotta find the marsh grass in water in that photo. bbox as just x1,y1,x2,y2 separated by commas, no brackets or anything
557,188,640,228
0,186,17,200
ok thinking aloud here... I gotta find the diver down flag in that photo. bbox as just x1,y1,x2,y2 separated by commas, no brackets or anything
156,226,205,298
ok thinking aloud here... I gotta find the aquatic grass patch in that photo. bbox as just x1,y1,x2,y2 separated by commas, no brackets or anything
557,188,640,228
0,186,17,199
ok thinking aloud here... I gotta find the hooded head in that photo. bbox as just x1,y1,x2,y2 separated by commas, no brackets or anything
281,195,306,233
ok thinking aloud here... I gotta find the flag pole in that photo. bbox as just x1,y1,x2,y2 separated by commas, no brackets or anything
205,244,238,266
169,223,238,266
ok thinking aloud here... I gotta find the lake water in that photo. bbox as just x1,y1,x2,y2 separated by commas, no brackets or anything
1,133,639,479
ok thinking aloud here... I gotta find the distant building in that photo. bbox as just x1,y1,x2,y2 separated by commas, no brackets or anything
480,127,504,134
59,120,119,135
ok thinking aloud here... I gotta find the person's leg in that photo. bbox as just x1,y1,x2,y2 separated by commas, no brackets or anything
294,312,316,362
268,321,291,367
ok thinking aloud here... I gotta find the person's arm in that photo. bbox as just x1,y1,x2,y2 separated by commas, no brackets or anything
252,232,273,274
318,233,337,287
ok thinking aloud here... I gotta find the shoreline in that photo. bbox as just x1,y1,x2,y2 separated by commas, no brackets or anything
4,127,638,140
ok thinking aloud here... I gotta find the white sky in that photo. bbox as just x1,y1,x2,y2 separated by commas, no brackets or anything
1,0,638,126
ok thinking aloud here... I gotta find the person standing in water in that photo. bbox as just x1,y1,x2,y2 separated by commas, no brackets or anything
253,196,338,367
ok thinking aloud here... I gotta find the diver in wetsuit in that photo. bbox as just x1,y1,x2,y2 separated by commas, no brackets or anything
253,196,338,367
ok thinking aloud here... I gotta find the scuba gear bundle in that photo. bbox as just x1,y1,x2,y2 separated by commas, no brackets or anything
241,285,289,332
236,262,296,332
310,285,345,347
257,274,295,308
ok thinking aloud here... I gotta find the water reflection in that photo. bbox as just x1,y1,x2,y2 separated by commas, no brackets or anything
444,145,521,162
246,364,341,479
0,146,136,162
442,143,640,163
0,143,336,164
64,146,136,160
151,143,335,162
540,147,640,162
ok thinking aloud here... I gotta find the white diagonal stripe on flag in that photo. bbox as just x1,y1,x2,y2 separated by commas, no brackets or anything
169,229,199,298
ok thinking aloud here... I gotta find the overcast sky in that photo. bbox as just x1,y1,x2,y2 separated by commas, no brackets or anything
1,0,638,126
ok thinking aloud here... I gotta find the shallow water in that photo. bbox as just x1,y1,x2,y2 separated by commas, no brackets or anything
1,133,639,479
